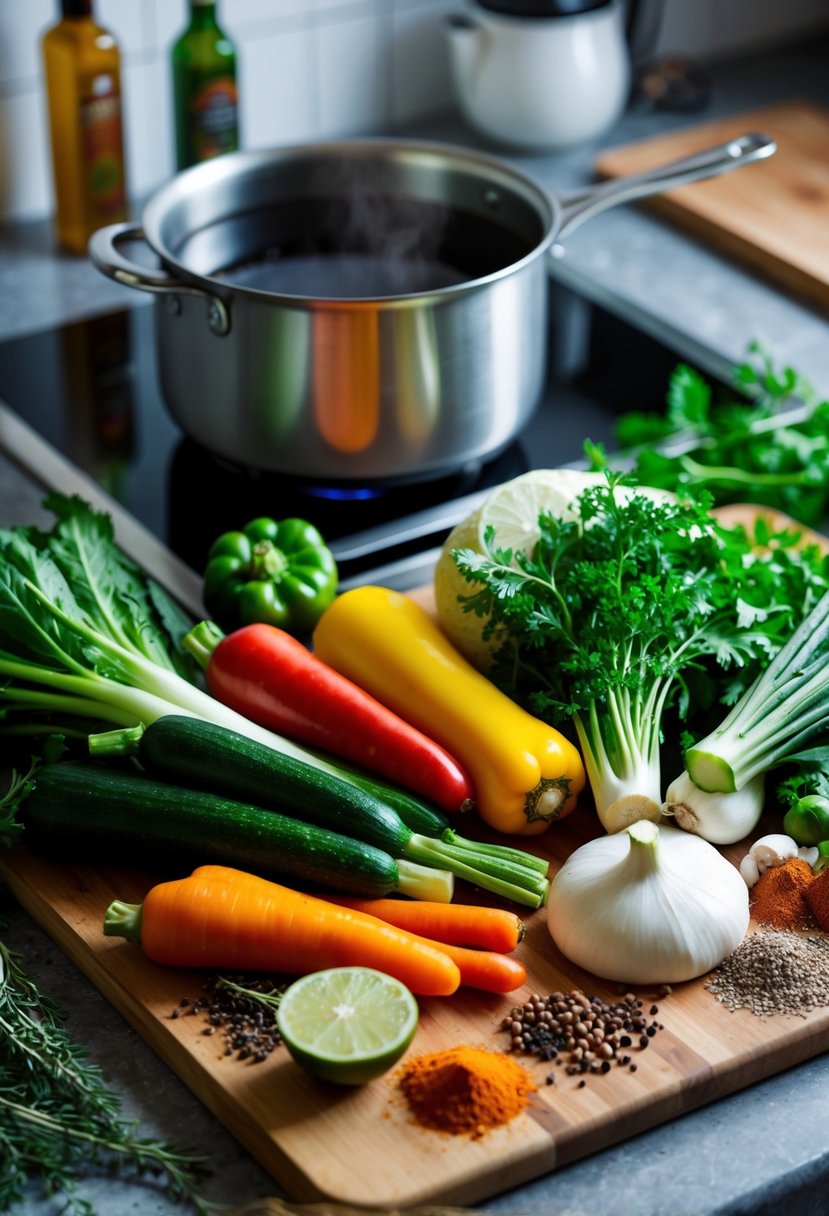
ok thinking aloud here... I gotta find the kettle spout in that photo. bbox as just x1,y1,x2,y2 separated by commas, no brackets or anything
445,14,482,84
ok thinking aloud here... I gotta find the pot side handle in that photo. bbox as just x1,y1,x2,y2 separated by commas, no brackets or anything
88,223,230,336
553,131,776,245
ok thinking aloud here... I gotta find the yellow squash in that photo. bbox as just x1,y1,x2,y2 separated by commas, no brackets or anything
312,586,585,836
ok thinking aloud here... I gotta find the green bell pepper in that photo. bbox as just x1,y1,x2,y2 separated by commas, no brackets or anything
203,516,338,633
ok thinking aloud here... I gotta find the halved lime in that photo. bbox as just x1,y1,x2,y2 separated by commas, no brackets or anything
276,967,419,1086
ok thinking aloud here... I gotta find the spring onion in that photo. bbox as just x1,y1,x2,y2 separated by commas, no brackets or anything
685,590,829,793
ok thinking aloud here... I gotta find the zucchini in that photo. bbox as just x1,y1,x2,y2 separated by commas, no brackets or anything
89,717,551,907
21,761,451,901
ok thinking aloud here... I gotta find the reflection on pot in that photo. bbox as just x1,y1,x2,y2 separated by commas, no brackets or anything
61,311,135,498
313,308,380,454
393,308,441,449
253,306,309,445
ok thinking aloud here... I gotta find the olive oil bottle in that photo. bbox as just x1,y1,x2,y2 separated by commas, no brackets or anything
172,0,240,171
42,0,128,254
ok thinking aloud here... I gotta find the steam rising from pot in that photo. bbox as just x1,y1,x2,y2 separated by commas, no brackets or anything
217,158,474,299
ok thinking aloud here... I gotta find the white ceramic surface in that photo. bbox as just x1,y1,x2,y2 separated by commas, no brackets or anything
446,1,631,151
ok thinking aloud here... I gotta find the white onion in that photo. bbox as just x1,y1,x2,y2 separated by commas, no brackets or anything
547,819,749,985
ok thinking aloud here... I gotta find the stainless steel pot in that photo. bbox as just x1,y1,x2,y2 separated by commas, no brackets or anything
89,133,774,483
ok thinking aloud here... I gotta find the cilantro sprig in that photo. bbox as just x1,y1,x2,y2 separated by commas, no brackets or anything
452,474,829,833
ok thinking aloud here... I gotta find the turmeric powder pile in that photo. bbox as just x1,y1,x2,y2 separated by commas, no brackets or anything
399,1045,535,1137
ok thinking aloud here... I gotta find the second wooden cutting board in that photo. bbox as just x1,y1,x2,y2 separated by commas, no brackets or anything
595,100,829,309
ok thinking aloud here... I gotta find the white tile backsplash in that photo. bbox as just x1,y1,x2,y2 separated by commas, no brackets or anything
0,88,51,221
317,6,392,136
389,0,455,127
242,24,319,148
3,0,828,226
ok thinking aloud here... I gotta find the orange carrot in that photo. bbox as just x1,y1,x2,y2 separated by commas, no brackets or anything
323,896,525,953
104,865,461,998
422,941,527,994
197,868,525,993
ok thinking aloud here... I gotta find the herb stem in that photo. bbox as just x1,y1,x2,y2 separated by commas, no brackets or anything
678,454,816,489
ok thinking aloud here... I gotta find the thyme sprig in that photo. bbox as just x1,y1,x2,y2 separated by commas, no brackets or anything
0,932,212,1215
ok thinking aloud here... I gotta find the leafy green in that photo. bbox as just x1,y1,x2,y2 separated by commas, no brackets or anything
0,495,330,759
587,342,829,527
0,930,210,1214
452,474,829,830
776,743,829,812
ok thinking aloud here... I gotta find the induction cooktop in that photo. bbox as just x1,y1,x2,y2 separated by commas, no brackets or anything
0,298,683,586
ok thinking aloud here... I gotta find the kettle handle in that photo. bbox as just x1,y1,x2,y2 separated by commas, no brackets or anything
554,131,776,244
88,223,231,336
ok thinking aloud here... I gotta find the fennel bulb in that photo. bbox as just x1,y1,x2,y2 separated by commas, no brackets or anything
547,820,749,984
662,770,765,845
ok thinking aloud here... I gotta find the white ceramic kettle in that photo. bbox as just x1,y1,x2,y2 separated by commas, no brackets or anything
446,0,632,152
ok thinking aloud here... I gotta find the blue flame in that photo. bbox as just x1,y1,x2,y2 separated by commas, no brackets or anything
303,483,384,501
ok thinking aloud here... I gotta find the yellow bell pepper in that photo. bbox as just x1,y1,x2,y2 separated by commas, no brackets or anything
312,586,585,836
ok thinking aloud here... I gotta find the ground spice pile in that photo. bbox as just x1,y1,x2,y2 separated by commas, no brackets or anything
705,928,829,1016
749,857,815,930
399,1045,535,1137
805,867,829,932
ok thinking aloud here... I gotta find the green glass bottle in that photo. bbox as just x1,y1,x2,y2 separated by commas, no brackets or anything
172,0,239,171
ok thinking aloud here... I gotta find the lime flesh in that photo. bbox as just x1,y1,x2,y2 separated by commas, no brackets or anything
276,967,419,1086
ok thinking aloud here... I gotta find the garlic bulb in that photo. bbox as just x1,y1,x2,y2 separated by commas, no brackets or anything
547,819,749,984
662,769,765,845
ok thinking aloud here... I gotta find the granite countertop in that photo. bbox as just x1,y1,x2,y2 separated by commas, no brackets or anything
2,33,829,1216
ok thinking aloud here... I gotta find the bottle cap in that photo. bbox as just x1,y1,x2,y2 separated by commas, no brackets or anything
61,0,93,16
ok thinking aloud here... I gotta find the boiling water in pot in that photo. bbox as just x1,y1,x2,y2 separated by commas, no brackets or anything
218,253,470,298
202,195,536,299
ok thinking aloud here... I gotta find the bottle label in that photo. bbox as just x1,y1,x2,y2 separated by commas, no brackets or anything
188,77,239,163
80,74,126,220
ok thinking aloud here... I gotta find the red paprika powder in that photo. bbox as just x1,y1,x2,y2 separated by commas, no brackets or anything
805,867,829,932
750,857,815,930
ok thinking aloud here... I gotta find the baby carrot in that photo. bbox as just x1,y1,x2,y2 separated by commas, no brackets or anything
322,896,525,952
103,864,461,997
433,944,527,994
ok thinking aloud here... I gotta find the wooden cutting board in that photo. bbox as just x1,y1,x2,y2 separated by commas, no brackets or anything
3,504,829,1209
595,100,829,310
5,826,829,1210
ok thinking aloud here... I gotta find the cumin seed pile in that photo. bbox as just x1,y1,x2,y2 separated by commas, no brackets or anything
705,929,829,1017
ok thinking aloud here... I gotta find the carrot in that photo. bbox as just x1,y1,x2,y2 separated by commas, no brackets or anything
103,864,461,998
323,896,525,953
420,941,526,994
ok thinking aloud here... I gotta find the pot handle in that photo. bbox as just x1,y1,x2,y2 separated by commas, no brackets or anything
553,131,776,245
88,223,230,336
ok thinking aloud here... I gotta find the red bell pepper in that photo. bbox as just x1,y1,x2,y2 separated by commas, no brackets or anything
183,620,476,814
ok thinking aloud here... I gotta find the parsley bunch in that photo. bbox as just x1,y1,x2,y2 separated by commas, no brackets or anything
587,342,829,527
452,475,829,833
